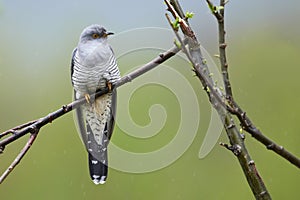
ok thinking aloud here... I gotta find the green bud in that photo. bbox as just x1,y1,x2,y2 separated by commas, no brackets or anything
185,11,194,19
172,17,180,30
216,6,224,12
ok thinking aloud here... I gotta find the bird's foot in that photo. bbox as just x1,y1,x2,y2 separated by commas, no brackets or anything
84,94,91,104
107,82,112,91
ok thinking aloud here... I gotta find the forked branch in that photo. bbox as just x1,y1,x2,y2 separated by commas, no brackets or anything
206,0,300,168
165,0,273,199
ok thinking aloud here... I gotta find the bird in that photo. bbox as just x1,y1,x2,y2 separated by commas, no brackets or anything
70,24,120,185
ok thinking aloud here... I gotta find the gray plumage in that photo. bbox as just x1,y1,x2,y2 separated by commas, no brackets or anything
71,24,120,185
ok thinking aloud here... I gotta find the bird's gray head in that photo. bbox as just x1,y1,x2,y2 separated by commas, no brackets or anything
79,24,114,44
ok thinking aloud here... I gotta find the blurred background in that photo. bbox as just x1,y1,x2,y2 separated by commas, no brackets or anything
0,0,300,199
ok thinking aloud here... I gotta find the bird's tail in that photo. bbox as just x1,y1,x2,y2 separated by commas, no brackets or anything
88,151,108,185
84,94,114,185
85,107,110,185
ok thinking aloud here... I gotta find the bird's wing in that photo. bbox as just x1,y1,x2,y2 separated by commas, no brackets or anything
70,48,77,86
73,91,89,150
71,47,89,150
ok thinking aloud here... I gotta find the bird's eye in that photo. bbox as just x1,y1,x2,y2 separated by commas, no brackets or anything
92,33,100,39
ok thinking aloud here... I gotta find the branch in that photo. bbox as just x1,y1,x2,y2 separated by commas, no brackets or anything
0,43,183,184
214,0,233,98
0,132,38,183
207,0,300,168
231,100,300,167
165,0,272,199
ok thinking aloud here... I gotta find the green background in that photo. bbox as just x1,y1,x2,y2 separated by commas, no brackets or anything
0,0,300,199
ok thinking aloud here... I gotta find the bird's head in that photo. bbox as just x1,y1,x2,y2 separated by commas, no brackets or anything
79,24,114,44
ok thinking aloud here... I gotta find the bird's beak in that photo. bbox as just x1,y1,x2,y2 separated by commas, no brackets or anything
104,32,114,37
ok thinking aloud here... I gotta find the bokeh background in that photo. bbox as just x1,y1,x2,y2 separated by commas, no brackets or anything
0,0,300,199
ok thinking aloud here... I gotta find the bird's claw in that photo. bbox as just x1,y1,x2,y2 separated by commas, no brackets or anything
107,82,112,91
84,94,91,104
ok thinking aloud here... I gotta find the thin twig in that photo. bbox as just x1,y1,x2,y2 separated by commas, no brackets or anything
0,42,183,184
0,132,38,184
0,120,37,139
165,0,196,40
231,101,300,167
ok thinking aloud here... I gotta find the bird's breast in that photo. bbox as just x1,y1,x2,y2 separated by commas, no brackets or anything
72,64,107,95
72,43,119,97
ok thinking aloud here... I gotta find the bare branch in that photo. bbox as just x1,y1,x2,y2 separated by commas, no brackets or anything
0,120,37,140
207,0,300,168
231,101,300,167
166,0,272,199
0,132,38,184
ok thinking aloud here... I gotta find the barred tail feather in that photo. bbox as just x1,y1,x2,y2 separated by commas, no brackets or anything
88,152,108,185
86,110,110,185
